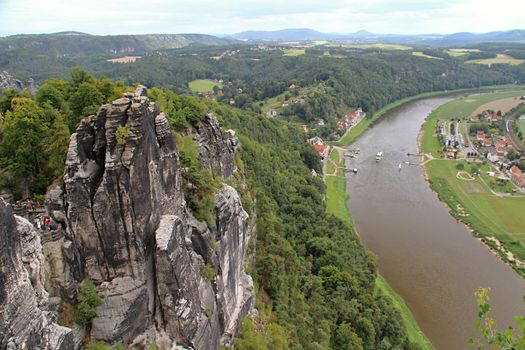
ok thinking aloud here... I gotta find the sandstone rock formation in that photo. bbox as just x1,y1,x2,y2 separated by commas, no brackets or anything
0,71,36,92
0,199,73,350
43,86,254,349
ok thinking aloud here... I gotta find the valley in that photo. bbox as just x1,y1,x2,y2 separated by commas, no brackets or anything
2,20,525,350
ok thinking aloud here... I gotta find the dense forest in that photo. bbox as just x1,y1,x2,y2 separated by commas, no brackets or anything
2,38,525,141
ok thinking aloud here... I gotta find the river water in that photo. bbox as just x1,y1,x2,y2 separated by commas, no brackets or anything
345,97,525,350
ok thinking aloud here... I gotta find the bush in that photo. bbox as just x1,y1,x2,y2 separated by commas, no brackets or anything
75,278,102,326
455,163,465,171
115,125,130,145
201,264,215,281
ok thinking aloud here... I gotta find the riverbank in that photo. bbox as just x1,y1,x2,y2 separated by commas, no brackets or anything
325,146,434,350
418,90,525,277
335,84,525,147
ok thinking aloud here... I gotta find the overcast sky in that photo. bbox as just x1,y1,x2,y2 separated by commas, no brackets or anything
0,0,523,36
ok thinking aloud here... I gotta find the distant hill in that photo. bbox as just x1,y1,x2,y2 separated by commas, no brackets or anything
230,28,525,46
0,32,232,56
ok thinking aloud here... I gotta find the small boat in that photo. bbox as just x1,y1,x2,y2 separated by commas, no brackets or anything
398,163,402,169
375,152,384,161
353,168,358,174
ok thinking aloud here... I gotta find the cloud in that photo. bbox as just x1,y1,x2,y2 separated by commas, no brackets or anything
0,0,523,36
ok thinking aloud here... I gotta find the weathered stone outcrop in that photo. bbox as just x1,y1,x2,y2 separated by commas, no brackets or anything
43,86,253,349
196,114,240,179
0,70,36,92
0,199,73,350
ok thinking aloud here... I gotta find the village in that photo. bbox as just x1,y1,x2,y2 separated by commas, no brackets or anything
437,104,525,192
306,107,365,162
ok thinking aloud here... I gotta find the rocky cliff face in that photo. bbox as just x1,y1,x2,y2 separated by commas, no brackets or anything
43,86,253,349
0,199,73,350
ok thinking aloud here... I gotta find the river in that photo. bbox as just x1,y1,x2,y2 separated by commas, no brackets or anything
345,97,525,350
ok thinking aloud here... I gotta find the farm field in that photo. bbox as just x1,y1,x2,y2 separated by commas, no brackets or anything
107,56,141,63
283,48,306,56
412,51,443,60
329,43,411,50
188,79,223,93
470,96,524,116
467,54,525,66
445,48,480,57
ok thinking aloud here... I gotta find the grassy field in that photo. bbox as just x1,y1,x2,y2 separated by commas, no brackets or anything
283,48,306,56
425,160,525,260
445,48,480,57
467,54,525,66
331,43,411,50
518,119,525,136
413,51,443,60
188,79,223,93
325,147,433,348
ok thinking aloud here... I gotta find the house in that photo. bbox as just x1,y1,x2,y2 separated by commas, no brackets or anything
487,152,499,163
313,143,330,159
318,119,325,126
483,138,492,146
476,130,486,141
308,136,324,146
302,124,308,133
289,84,297,89
282,101,289,107
495,139,511,149
229,99,235,105
336,120,349,130
519,114,525,121
266,109,278,118
470,114,480,122
345,108,363,122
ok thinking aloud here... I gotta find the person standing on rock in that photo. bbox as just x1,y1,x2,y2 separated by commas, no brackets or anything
43,216,51,231
34,217,41,231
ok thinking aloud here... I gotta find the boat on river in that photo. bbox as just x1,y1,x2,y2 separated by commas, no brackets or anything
375,151,384,161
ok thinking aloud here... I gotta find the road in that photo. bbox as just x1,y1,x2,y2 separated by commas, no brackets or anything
506,119,525,152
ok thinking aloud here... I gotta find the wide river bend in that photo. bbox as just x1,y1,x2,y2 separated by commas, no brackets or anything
345,97,525,350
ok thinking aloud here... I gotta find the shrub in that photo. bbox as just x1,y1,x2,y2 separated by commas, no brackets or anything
201,264,215,281
75,278,102,326
115,125,130,145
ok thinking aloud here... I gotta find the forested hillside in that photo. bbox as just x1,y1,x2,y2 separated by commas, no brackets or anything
2,40,524,140
0,71,421,349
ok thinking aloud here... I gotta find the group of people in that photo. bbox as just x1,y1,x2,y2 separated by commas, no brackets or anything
14,199,42,210
34,215,58,232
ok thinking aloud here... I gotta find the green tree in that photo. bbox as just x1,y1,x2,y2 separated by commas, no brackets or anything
0,98,47,176
46,112,70,177
68,82,104,130
75,278,102,326
36,83,64,110
70,67,95,89
469,287,525,349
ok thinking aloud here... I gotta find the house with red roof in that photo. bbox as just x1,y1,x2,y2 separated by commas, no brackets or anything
476,130,486,141
511,165,525,188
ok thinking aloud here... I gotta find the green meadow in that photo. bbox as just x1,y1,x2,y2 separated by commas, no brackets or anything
188,79,223,93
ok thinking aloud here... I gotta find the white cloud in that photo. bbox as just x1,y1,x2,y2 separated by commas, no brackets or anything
0,0,523,36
